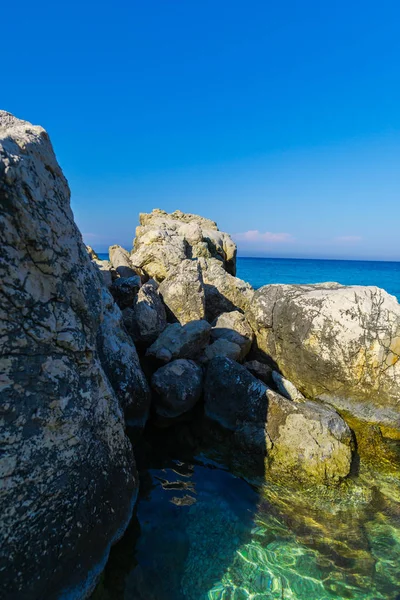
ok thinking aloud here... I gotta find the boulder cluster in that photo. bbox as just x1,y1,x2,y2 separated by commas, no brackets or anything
1,112,400,600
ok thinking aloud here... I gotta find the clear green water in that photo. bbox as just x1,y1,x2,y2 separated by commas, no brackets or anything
94,443,400,600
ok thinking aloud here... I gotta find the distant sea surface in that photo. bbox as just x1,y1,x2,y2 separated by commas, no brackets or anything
98,253,400,301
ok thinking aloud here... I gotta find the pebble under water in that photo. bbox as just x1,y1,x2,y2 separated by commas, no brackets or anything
92,434,400,600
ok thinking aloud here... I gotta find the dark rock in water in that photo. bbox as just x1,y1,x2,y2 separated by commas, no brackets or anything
151,359,203,418
110,275,141,309
0,112,143,599
159,259,206,324
204,357,353,483
123,282,167,345
146,320,211,363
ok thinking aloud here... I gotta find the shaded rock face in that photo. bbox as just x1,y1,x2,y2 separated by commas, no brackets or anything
159,259,206,324
0,112,143,599
123,282,167,345
109,244,144,279
247,283,400,437
110,275,141,309
130,208,237,281
151,359,203,418
211,310,254,361
203,338,242,362
204,357,353,483
146,320,211,363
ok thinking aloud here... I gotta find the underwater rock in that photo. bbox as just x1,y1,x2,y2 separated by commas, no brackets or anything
123,282,167,345
159,259,206,324
0,112,140,599
110,275,141,309
210,310,254,361
151,359,204,418
146,320,211,363
246,283,400,437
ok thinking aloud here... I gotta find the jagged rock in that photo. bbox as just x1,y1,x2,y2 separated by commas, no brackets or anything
146,320,211,363
198,258,254,321
151,359,203,417
204,357,353,483
272,371,305,402
0,112,142,599
97,289,151,427
211,310,254,360
86,245,99,260
93,259,113,287
110,275,141,309
203,338,242,362
123,283,167,345
246,283,400,437
109,244,145,279
159,259,206,324
130,208,237,281
244,360,273,385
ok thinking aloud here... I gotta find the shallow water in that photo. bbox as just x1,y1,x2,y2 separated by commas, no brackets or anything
93,442,400,600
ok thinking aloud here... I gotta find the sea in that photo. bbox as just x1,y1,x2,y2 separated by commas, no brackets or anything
98,253,400,301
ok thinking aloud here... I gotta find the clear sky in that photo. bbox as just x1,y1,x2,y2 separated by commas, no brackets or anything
3,1,400,260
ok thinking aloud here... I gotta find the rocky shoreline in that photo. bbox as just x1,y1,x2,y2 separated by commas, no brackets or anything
1,112,400,599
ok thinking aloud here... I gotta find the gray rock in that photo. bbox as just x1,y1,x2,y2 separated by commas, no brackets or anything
159,259,206,324
211,310,254,360
109,244,144,279
146,320,211,363
203,338,242,362
272,370,305,402
151,359,203,417
0,112,140,599
243,360,273,385
93,258,113,287
123,283,167,345
246,283,400,436
110,275,141,309
86,245,99,260
204,357,353,483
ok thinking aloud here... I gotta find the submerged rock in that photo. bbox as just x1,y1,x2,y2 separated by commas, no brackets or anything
247,283,400,437
151,359,204,418
146,320,211,363
159,259,206,324
123,282,167,345
204,357,353,483
0,112,142,599
211,310,254,361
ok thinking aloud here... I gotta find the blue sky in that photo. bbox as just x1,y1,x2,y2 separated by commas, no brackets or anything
3,1,400,260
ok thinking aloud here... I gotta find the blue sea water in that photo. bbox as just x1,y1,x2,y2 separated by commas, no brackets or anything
98,253,400,301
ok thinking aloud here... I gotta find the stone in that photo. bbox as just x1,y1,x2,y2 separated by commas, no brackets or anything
246,283,400,437
204,357,353,483
86,245,99,260
243,360,273,386
203,338,242,362
211,310,254,360
0,112,141,599
146,320,211,363
110,275,141,309
93,258,113,287
130,208,237,281
123,283,167,345
272,370,305,402
159,259,206,324
97,289,151,428
151,359,203,418
109,244,144,279
198,258,254,322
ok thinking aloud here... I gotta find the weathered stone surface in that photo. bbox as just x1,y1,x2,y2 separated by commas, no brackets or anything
211,310,254,360
204,357,352,482
93,259,113,287
97,289,151,427
0,112,141,599
247,283,400,436
203,338,242,362
159,259,205,324
130,208,237,281
146,320,211,363
244,360,273,386
123,283,167,345
151,359,203,417
198,258,254,321
86,245,99,260
109,244,144,279
272,370,305,402
110,275,141,309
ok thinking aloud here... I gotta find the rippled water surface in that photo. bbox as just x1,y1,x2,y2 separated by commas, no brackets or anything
93,442,400,600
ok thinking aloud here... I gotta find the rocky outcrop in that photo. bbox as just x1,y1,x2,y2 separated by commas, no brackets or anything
0,112,145,599
247,283,400,437
110,275,141,309
146,320,211,363
109,244,144,279
123,282,167,345
203,338,242,362
271,370,305,402
204,357,353,483
243,360,273,385
210,310,254,361
159,259,206,324
151,359,203,418
130,209,237,281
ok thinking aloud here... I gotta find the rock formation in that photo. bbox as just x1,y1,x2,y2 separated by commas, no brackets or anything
122,282,167,345
158,259,206,324
146,320,211,363
210,310,254,361
151,359,203,418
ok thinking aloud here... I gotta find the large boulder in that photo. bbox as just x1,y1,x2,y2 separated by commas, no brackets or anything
159,259,206,324
109,244,144,279
123,282,167,345
203,338,242,362
110,275,141,309
204,357,353,483
130,208,237,281
151,359,203,418
211,310,254,360
0,112,143,599
246,283,400,437
146,320,211,363
198,257,254,321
